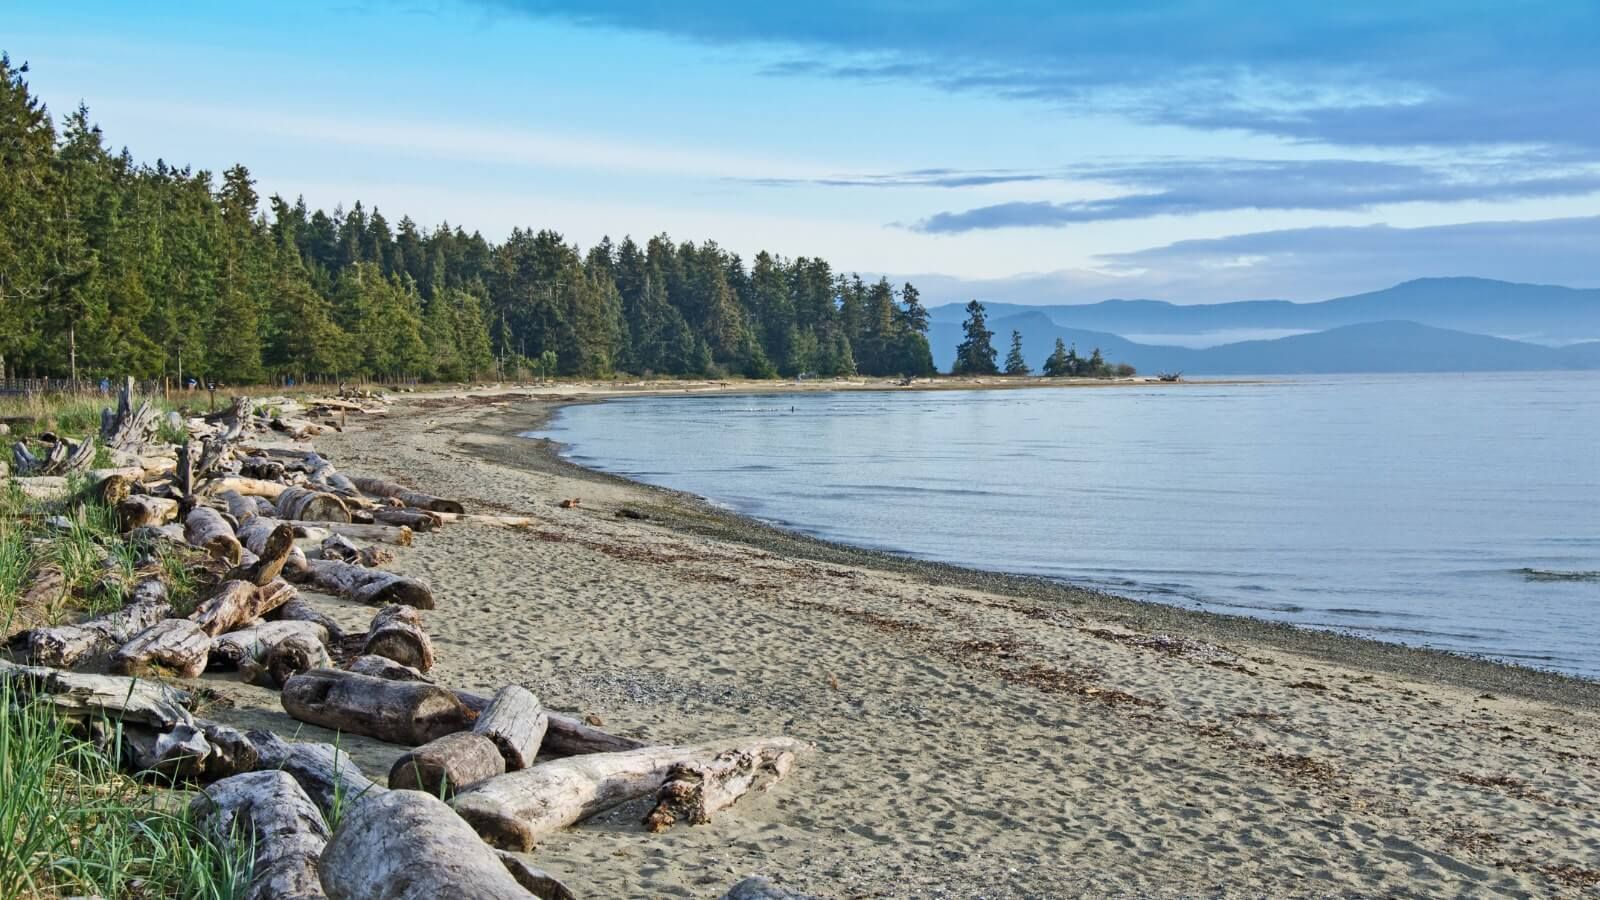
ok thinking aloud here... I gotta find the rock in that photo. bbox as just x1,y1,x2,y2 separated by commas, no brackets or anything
720,876,817,900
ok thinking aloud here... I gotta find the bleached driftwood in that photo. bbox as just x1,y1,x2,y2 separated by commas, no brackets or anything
349,476,465,515
0,660,193,728
204,476,288,500
388,731,505,798
473,685,547,771
190,578,296,637
372,507,440,532
276,486,350,523
451,737,808,851
294,522,413,546
319,789,534,900
191,771,330,900
125,719,259,783
457,688,642,757
248,730,383,818
184,506,242,565
345,654,432,682
271,597,346,644
231,518,295,585
299,558,433,609
110,618,210,678
116,494,179,532
361,605,434,671
643,743,800,833
26,579,170,668
496,852,576,900
211,619,329,669
280,668,471,746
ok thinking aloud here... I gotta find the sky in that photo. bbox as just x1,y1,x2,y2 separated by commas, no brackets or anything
7,1,1599,304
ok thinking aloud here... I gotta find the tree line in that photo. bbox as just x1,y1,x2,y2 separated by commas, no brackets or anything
0,56,937,385
950,301,1134,378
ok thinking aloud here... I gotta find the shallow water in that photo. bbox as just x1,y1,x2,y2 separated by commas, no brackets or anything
537,373,1600,678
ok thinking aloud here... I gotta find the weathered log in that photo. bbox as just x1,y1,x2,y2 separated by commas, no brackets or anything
191,770,330,900
303,451,359,495
495,852,576,900
185,506,243,565
349,476,464,515
238,455,287,481
212,619,329,670
203,395,254,442
110,618,211,679
28,582,171,668
190,578,296,637
294,522,413,546
280,668,471,746
0,659,193,728
270,597,346,644
457,689,642,757
93,471,134,507
125,719,259,783
643,742,800,833
101,378,160,453
388,731,505,798
220,488,258,522
248,730,384,818
232,520,294,585
372,507,441,532
204,475,288,499
319,789,534,900
252,631,332,689
175,439,196,499
116,494,179,532
237,514,308,581
362,605,434,671
345,654,432,682
318,533,361,562
300,559,433,609
451,737,808,851
276,487,351,523
473,686,547,771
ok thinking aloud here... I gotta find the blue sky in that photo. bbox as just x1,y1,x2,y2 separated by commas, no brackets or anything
8,1,1599,303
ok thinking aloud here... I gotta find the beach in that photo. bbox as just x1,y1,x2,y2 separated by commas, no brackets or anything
205,383,1600,898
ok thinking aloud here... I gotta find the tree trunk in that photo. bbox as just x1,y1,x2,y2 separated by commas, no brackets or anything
253,631,332,689
431,512,537,528
276,487,351,523
124,719,259,783
211,619,329,670
220,488,258,522
345,654,432,682
247,730,384,819
239,515,308,581
293,522,413,546
191,770,330,900
319,790,534,900
280,668,471,746
371,508,441,532
362,605,434,672
271,597,346,644
643,743,800,833
110,618,211,679
349,476,465,515
457,689,642,757
300,559,434,609
117,494,179,532
190,578,297,637
0,659,193,728
388,732,505,798
26,580,170,668
473,686,547,771
232,519,295,585
175,439,196,499
450,737,808,851
204,475,288,499
185,506,243,565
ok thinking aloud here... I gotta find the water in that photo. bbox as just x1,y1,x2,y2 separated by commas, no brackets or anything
536,374,1600,678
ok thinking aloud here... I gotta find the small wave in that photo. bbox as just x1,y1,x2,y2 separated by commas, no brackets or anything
1517,567,1600,583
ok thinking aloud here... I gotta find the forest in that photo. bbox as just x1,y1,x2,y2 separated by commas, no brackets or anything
0,56,937,385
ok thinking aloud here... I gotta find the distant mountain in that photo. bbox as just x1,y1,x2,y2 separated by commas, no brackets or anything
929,278,1600,346
929,316,1600,375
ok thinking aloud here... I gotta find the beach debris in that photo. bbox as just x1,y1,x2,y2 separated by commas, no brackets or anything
473,686,549,771
615,506,646,519
362,604,436,672
558,497,581,509
191,771,331,900
643,743,800,833
109,618,211,679
719,876,818,900
281,667,472,746
390,732,507,798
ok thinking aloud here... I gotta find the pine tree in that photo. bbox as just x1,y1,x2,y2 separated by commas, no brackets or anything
1088,346,1106,376
1003,329,1029,376
952,300,998,375
1042,338,1071,377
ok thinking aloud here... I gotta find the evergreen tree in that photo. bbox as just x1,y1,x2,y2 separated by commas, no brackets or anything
1089,346,1106,376
1003,329,1029,376
952,300,998,375
1042,337,1071,377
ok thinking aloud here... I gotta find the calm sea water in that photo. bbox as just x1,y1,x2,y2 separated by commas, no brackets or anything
537,374,1600,678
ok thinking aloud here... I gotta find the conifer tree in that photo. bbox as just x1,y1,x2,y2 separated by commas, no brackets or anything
952,300,998,375
1042,337,1071,377
1003,329,1030,376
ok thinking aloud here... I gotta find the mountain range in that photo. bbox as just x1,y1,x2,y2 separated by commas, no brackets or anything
926,278,1600,375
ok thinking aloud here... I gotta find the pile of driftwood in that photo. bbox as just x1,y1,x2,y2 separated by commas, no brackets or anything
3,382,808,900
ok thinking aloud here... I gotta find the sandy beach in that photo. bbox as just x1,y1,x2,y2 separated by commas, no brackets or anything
204,382,1600,899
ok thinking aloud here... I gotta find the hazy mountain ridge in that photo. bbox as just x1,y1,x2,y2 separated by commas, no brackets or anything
927,278,1600,374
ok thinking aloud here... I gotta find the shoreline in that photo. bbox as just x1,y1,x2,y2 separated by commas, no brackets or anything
517,390,1598,708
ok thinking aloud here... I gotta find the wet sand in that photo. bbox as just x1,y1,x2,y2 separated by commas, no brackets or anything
209,382,1600,898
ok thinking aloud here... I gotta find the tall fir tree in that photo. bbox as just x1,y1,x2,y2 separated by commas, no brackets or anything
952,300,998,376
1003,330,1030,376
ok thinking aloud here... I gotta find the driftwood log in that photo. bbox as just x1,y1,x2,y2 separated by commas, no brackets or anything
205,476,288,500
237,515,308,581
295,522,413,546
116,494,179,532
451,737,808,851
372,508,440,532
350,476,465,515
473,685,547,770
27,579,171,668
496,852,577,900
190,578,296,637
211,619,329,670
248,730,383,818
220,489,259,522
457,688,642,757
300,558,433,609
110,618,211,679
184,506,243,565
125,719,259,783
191,770,330,900
271,597,346,644
280,668,471,746
388,731,505,798
276,487,351,523
345,654,432,682
0,660,193,728
250,631,331,689
644,743,800,833
362,605,434,671
319,789,534,900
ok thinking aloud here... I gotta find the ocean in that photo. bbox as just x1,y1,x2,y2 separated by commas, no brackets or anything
536,373,1600,678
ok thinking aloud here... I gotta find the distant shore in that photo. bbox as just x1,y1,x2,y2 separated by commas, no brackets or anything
272,383,1600,897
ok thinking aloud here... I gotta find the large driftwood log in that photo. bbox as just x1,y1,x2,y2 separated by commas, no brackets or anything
220,489,258,522
300,559,433,609
277,487,351,523
294,522,413,546
0,660,193,728
248,730,383,818
125,719,259,783
231,519,294,585
319,789,534,900
117,494,179,532
185,506,243,565
253,631,331,689
280,668,472,746
372,508,440,532
190,578,296,637
473,686,547,771
238,515,308,581
349,476,465,515
433,513,537,528
495,853,576,900
110,618,211,679
100,379,160,453
451,737,809,851
271,597,346,644
204,476,288,499
27,580,170,668
457,689,642,757
362,605,434,672
212,620,328,669
192,771,330,900
643,743,800,833
388,732,505,798
345,654,432,682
